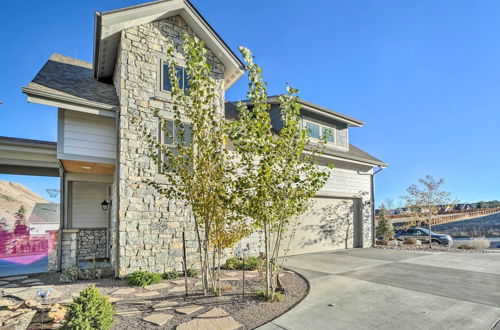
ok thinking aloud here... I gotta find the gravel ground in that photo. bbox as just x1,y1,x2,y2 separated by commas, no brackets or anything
31,269,308,329
374,244,499,254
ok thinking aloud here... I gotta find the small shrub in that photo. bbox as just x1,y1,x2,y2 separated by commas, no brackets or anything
241,256,262,270
60,264,81,283
225,257,239,270
457,244,475,250
470,237,490,250
126,271,162,287
255,289,284,302
224,256,262,270
186,268,199,277
376,240,388,246
63,284,114,330
162,270,180,280
404,237,417,245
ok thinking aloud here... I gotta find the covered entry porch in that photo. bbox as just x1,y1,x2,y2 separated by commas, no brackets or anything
0,136,114,275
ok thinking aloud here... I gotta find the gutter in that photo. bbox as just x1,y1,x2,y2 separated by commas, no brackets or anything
358,166,384,246
22,87,117,112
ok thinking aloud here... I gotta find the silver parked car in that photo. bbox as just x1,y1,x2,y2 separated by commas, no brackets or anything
394,227,453,246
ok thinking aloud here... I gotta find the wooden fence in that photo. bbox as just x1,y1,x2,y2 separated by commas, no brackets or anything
377,207,500,226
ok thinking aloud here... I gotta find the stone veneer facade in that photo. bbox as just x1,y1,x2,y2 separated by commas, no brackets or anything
112,15,225,277
59,229,108,268
77,228,107,261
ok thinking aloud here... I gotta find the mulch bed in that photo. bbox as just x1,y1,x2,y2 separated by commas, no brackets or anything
31,269,309,329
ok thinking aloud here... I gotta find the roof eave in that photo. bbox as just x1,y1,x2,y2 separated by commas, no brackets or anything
22,86,117,118
92,0,244,89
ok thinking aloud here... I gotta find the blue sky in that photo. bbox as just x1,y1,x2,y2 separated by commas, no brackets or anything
1,0,499,206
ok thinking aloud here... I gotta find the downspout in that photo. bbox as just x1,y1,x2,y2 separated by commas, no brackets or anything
115,108,121,278
57,164,64,271
358,166,384,246
370,167,384,246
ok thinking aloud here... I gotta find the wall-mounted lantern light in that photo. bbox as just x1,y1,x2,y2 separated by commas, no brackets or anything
101,200,110,211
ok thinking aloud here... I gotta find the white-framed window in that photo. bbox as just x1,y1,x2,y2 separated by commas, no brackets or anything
159,119,192,170
163,119,192,146
161,63,190,92
304,120,335,144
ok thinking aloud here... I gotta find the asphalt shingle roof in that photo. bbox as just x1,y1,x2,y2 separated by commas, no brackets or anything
23,54,119,109
225,102,387,167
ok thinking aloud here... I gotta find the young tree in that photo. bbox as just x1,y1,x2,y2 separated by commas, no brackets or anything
375,203,394,240
137,34,248,295
401,175,453,248
13,205,29,237
230,47,330,300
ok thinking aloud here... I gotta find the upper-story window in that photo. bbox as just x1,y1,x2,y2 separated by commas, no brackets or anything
162,63,190,92
163,119,192,146
304,121,335,143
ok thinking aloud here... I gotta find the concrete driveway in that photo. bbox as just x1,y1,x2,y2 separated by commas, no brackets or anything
259,249,500,330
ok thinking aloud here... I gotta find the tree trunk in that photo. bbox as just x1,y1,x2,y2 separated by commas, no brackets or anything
182,231,189,297
264,222,271,299
217,244,221,297
203,239,209,294
194,225,206,295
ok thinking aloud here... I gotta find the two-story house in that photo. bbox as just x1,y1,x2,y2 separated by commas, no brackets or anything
3,0,386,277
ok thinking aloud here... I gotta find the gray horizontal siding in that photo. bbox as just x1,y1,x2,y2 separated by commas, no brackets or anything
62,110,116,159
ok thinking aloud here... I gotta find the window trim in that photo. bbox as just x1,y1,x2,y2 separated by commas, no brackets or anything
303,120,336,145
158,117,193,170
159,59,189,93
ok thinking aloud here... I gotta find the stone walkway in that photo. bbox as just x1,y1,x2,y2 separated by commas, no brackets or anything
1,271,245,329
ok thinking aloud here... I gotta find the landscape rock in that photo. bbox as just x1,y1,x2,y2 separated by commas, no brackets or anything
112,288,136,295
116,299,150,305
152,301,178,311
175,305,203,315
1,308,36,329
115,307,142,316
142,312,173,326
136,291,160,297
144,282,170,291
176,307,241,330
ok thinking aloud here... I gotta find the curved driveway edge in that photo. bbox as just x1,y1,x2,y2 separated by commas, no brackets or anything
259,249,500,330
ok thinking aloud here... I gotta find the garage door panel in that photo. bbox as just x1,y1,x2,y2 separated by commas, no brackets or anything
286,198,360,256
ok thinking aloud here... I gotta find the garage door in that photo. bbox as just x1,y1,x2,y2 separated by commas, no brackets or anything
286,197,362,255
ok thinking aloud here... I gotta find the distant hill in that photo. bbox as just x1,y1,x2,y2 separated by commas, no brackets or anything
0,181,50,222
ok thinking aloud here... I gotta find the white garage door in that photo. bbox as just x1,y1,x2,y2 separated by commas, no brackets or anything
286,197,362,256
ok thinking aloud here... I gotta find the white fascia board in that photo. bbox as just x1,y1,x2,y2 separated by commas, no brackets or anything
300,104,363,127
57,152,116,165
26,95,116,118
306,150,385,168
0,144,56,156
97,0,244,89
0,158,59,169
315,191,364,199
